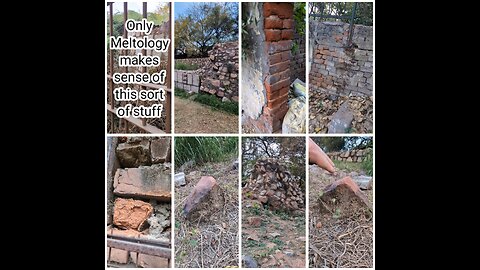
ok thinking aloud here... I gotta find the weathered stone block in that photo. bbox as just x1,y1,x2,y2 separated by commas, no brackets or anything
114,164,171,201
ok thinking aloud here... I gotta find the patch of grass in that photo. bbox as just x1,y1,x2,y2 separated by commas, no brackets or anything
246,239,266,248
273,210,291,220
333,208,342,219
271,237,285,248
362,150,373,176
333,160,363,173
174,88,193,99
175,137,238,169
175,62,198,70
194,93,239,115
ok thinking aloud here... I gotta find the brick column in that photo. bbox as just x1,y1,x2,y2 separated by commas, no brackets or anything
262,3,294,132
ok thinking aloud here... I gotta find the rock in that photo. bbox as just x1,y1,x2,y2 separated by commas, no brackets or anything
269,232,281,238
296,236,306,242
114,164,171,201
352,175,373,190
232,159,239,170
113,198,153,231
327,101,353,133
247,216,262,227
243,255,258,268
222,97,231,103
316,222,322,228
146,203,170,239
247,234,260,241
183,176,219,217
116,139,151,167
319,177,372,217
283,250,295,257
174,172,186,187
150,137,170,163
211,79,221,87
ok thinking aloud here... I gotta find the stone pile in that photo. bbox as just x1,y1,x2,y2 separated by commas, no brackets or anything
244,158,304,211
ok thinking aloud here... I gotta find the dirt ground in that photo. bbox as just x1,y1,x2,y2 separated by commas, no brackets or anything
175,97,238,133
242,204,306,268
309,164,373,268
174,160,239,267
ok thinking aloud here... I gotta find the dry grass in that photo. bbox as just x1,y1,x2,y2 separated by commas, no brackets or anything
309,164,373,268
174,160,239,267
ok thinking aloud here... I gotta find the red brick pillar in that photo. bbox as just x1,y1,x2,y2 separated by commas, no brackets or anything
263,3,294,132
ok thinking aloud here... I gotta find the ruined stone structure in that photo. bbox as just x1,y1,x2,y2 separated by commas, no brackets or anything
327,148,372,163
174,41,239,102
243,158,304,211
242,2,304,133
309,21,373,97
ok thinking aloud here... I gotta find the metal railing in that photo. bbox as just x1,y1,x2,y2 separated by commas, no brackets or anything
107,2,171,134
309,2,358,47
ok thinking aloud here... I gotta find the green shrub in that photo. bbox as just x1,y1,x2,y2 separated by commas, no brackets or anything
194,93,238,115
175,62,198,70
174,137,238,169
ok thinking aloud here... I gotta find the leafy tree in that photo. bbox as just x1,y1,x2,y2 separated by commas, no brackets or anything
315,136,372,152
175,2,238,57
309,2,373,26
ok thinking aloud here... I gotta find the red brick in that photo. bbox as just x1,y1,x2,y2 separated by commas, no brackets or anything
132,254,169,268
269,61,289,74
263,3,294,19
107,228,141,264
283,19,294,29
265,78,290,94
279,68,290,80
266,40,293,54
266,73,282,85
269,103,289,122
113,198,153,231
269,53,282,65
281,29,294,40
267,94,288,109
267,86,289,101
281,51,291,61
265,29,281,42
264,16,283,29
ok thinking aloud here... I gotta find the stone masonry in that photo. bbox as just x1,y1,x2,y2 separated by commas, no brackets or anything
174,42,239,102
327,148,372,163
199,41,239,101
175,70,201,93
242,2,294,133
309,21,373,97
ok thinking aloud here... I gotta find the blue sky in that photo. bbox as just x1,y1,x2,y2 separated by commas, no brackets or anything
174,2,195,19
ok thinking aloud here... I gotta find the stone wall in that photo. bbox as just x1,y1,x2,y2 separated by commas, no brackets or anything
174,70,200,93
174,57,210,69
174,41,239,101
242,2,294,133
309,21,373,97
291,28,306,83
199,41,239,101
327,148,372,163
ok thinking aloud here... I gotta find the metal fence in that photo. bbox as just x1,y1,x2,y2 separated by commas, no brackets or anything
107,2,171,134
